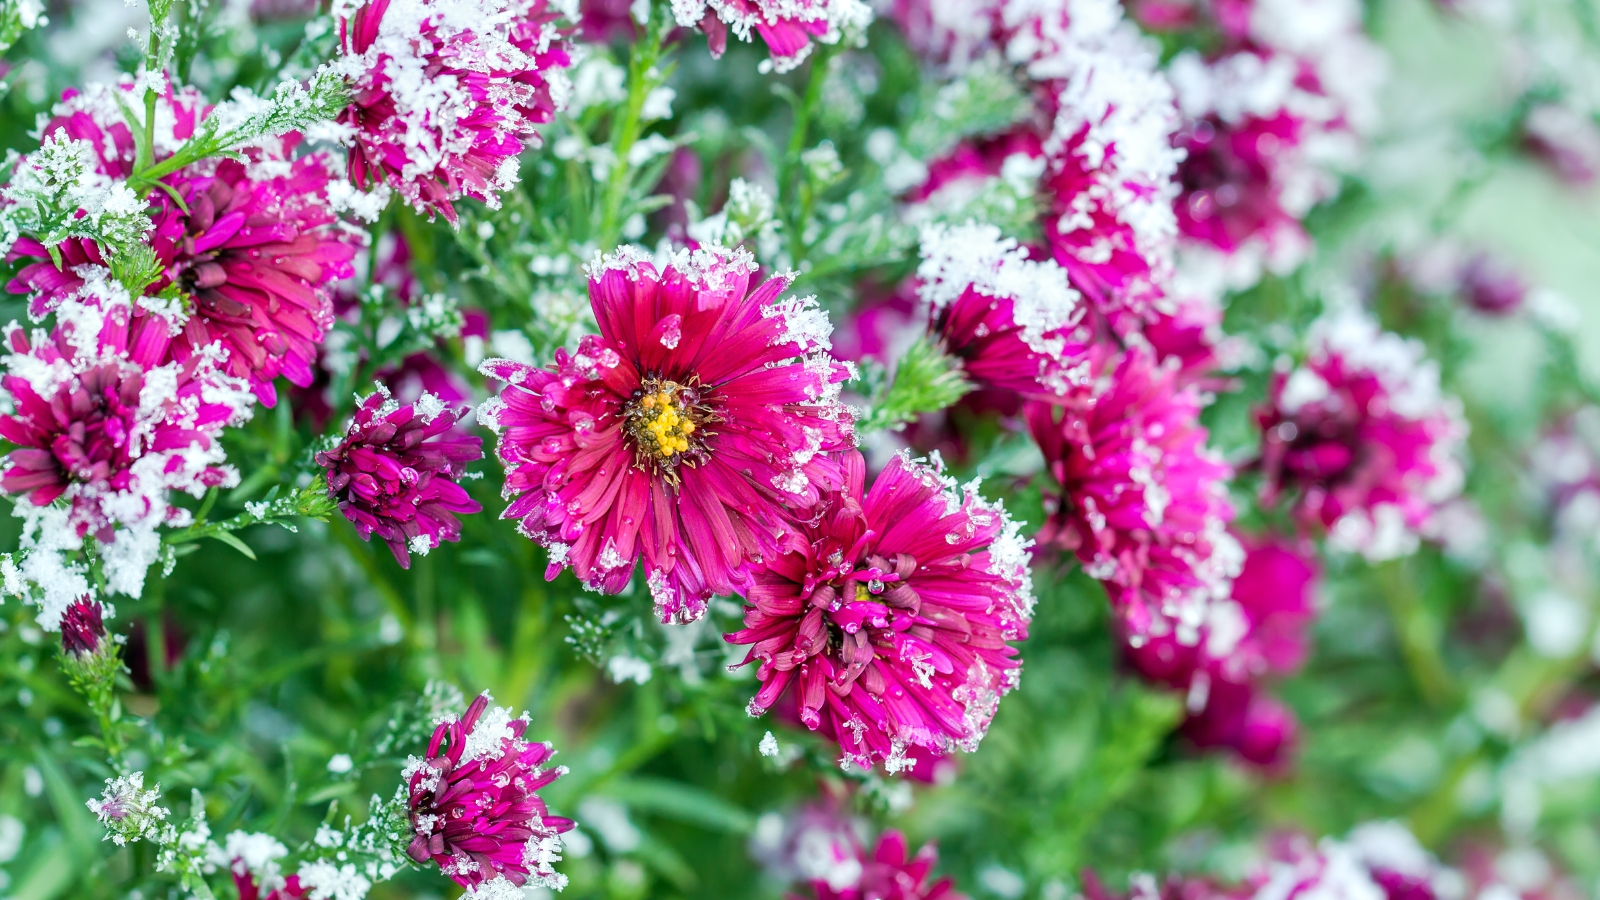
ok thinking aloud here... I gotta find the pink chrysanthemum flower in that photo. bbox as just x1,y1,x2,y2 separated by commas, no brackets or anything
1163,47,1368,298
0,279,255,600
726,450,1032,772
796,830,968,900
479,245,855,624
334,0,574,222
7,83,362,406
1124,537,1317,766
998,0,1184,331
672,0,873,74
404,692,573,895
916,222,1090,399
316,387,483,568
1026,346,1241,641
1256,823,1458,900
1256,309,1467,561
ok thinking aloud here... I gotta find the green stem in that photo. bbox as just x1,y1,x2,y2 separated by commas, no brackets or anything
596,18,667,249
780,48,832,262
1376,559,1457,707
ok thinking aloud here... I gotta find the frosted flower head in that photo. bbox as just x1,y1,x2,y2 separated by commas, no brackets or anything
1027,345,1239,641
727,450,1032,771
672,0,874,75
0,283,253,562
1256,309,1467,561
404,692,573,893
8,83,361,407
1017,4,1184,332
480,244,855,625
336,0,576,222
315,388,483,568
60,596,108,656
918,222,1091,399
1254,824,1459,900
1126,536,1317,766
798,829,967,900
87,772,169,846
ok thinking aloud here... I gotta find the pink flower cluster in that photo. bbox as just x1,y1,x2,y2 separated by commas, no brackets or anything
916,222,1089,399
0,275,255,603
315,388,483,568
727,450,1033,772
1027,346,1241,641
1256,310,1467,561
9,83,362,407
334,0,575,222
672,0,874,74
1124,537,1318,766
403,692,574,894
479,245,855,625
795,829,967,900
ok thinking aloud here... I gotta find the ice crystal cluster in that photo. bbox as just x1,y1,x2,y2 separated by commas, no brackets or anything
1,0,1597,898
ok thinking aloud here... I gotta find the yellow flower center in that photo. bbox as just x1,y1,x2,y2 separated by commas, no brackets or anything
622,377,714,479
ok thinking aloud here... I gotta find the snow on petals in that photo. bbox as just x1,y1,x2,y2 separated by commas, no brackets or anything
671,0,874,74
726,450,1032,773
334,0,576,222
1256,308,1467,562
918,221,1091,399
403,692,573,894
0,276,254,617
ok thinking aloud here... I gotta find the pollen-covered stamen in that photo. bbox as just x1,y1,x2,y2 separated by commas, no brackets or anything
622,376,714,475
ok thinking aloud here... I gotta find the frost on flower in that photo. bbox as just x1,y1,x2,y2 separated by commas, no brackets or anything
671,0,875,75
1027,345,1239,643
1165,43,1372,302
726,450,1032,771
403,692,574,893
1256,309,1467,562
0,279,254,607
1007,0,1185,334
481,244,855,625
1123,536,1317,767
917,221,1090,399
7,81,362,407
87,772,170,846
315,388,483,568
334,0,576,222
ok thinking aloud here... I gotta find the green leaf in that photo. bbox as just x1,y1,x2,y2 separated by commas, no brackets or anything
600,777,755,834
207,530,257,560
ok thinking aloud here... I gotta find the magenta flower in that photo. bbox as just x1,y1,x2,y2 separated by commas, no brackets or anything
1026,346,1240,641
335,0,575,222
1256,824,1457,900
1124,537,1317,767
1023,14,1184,334
1256,310,1467,561
796,830,968,900
887,0,1001,68
726,450,1032,772
1522,104,1600,188
316,388,483,568
916,222,1091,400
673,0,872,74
0,280,254,587
479,245,855,624
60,597,108,656
8,85,360,406
404,692,573,894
